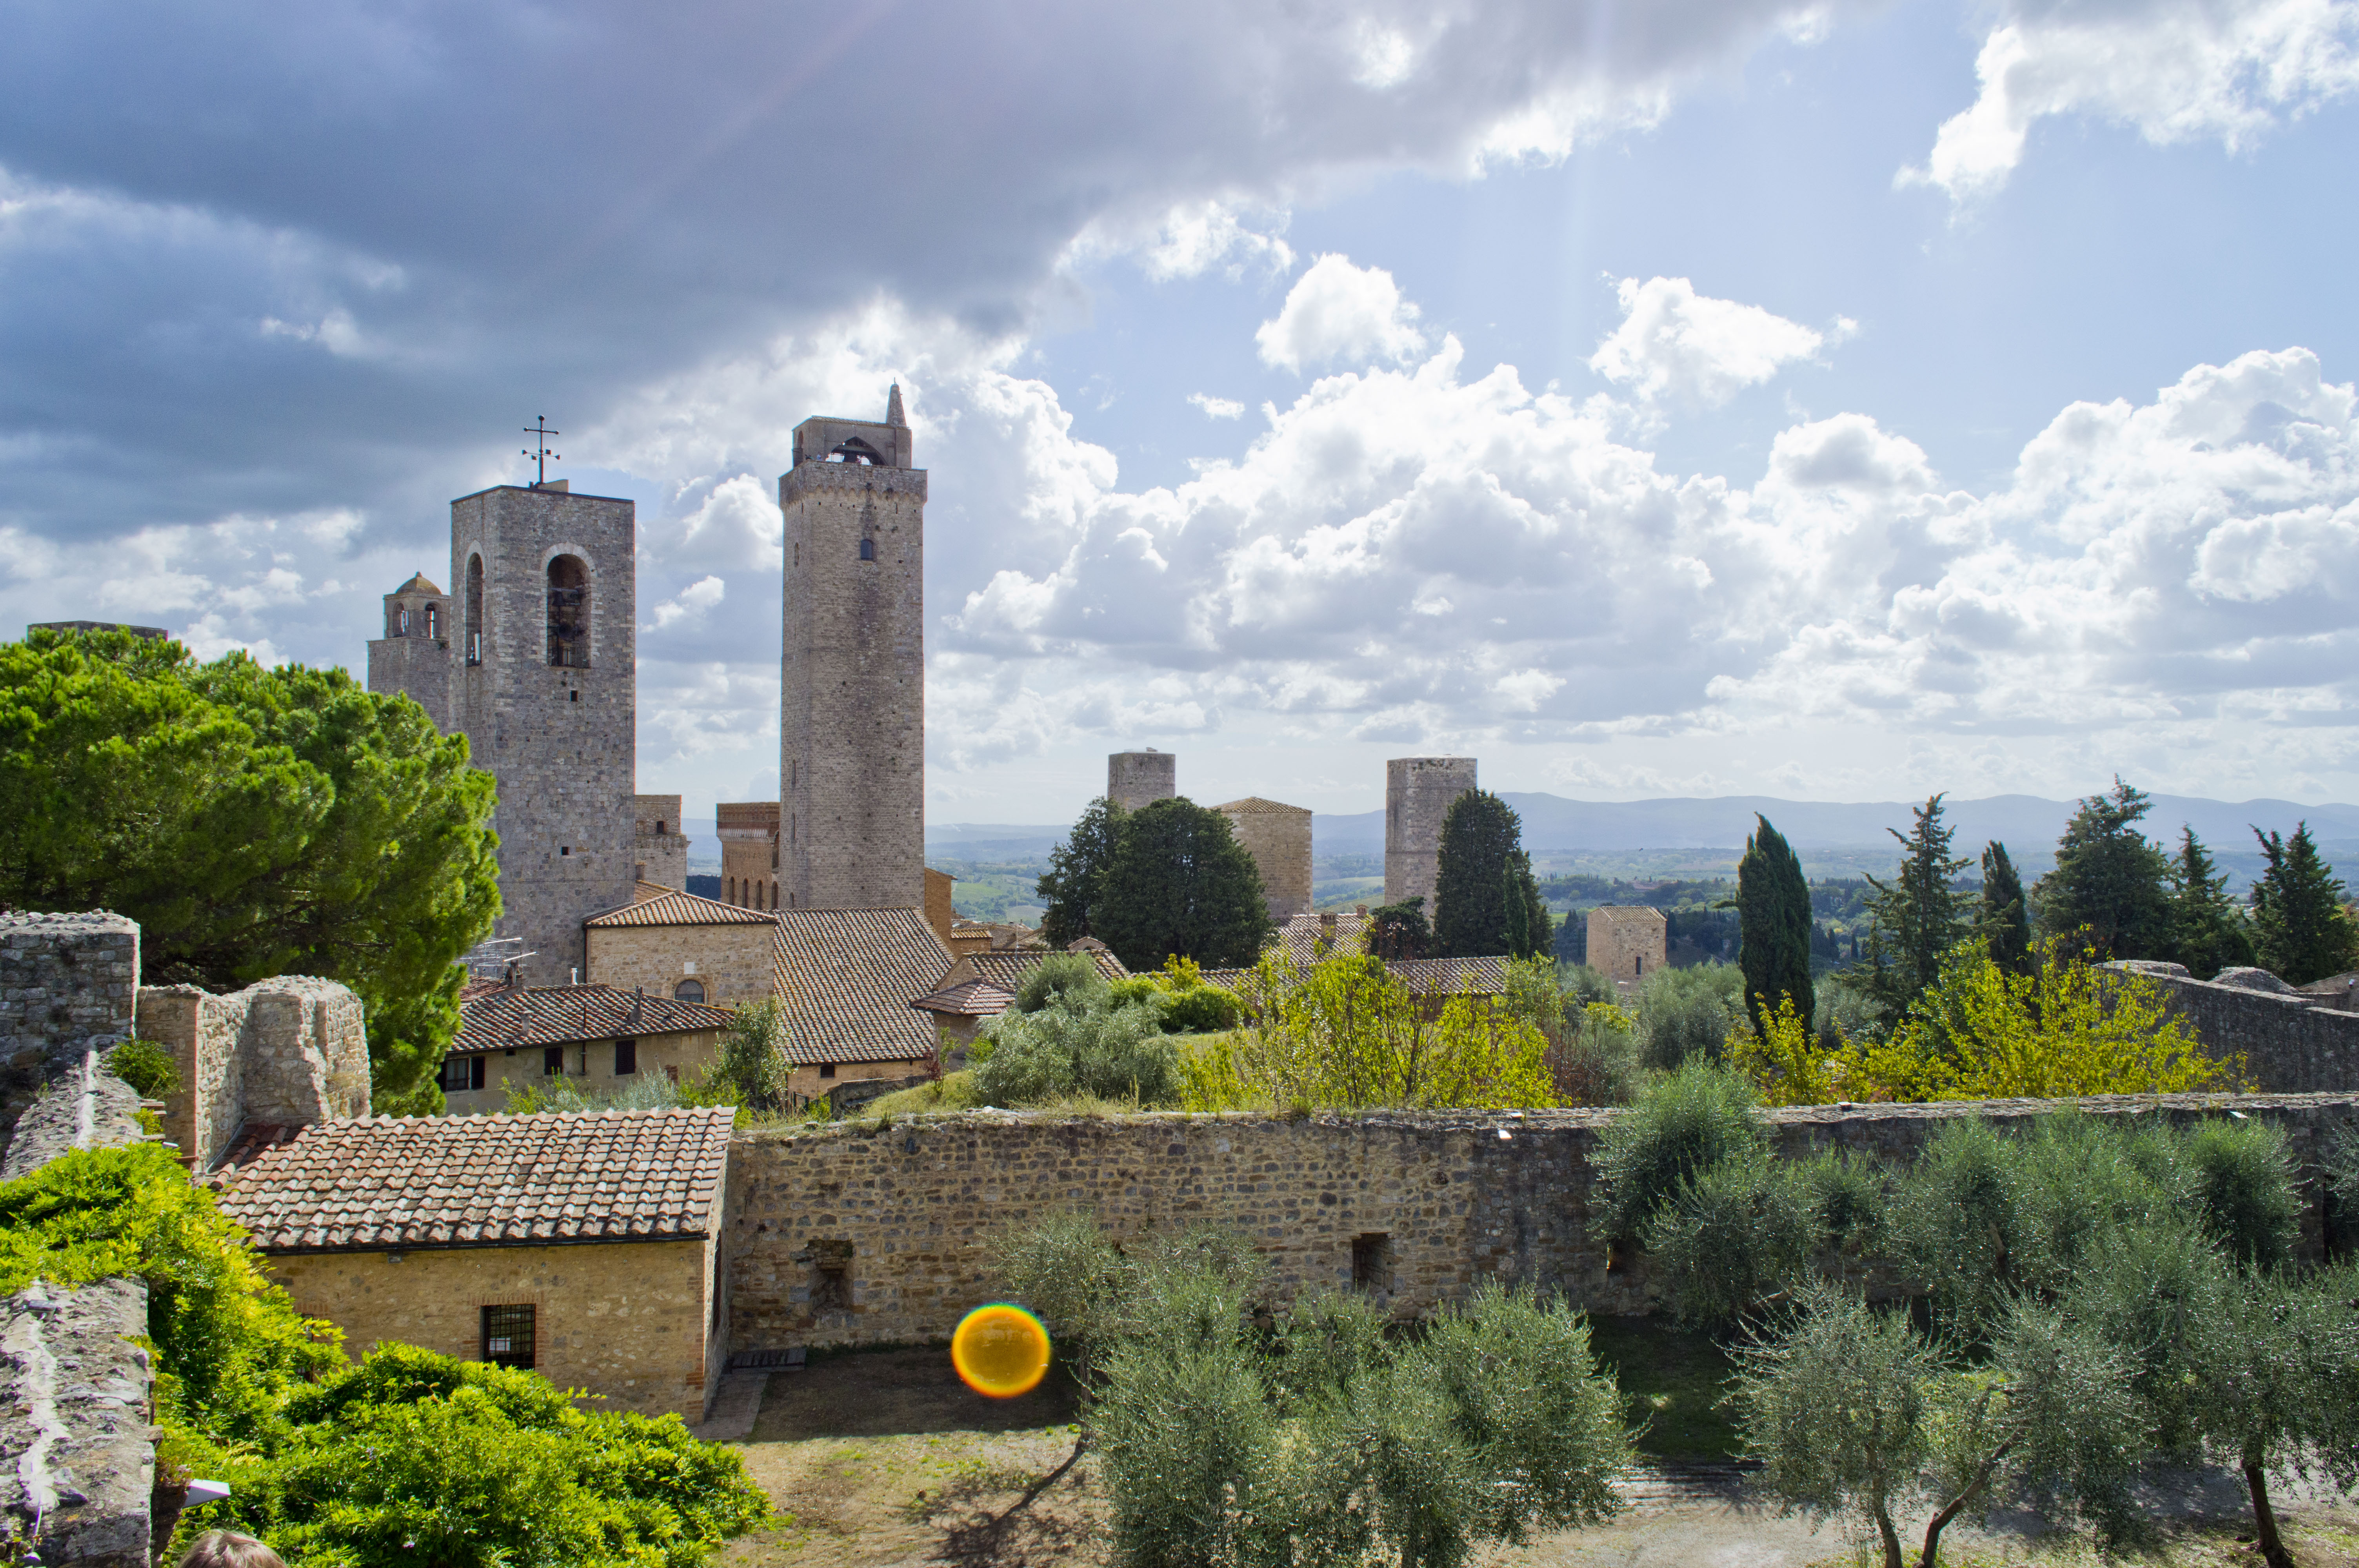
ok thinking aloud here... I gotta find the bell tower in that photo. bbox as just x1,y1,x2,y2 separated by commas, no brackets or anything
779,385,925,910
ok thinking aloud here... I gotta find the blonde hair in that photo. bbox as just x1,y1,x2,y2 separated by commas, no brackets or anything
178,1532,287,1568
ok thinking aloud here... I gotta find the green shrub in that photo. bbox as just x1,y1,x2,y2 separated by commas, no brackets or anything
1161,984,1240,1033
104,1037,180,1098
1593,1060,1765,1241
1016,952,1109,1013
1546,1002,1643,1107
1643,1154,1812,1328
2181,1116,2300,1272
970,993,1181,1107
1630,962,1744,1071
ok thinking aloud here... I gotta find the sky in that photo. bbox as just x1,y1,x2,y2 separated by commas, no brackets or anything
4,0,2357,826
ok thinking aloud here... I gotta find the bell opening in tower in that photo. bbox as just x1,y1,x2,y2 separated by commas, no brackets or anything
547,555,591,668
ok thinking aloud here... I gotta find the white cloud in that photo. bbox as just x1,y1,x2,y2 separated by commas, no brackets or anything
1190,393,1247,420
1587,276,1835,408
647,575,725,633
1901,0,2359,202
1255,255,1428,375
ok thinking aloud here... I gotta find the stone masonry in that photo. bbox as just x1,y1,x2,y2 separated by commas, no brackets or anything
1383,757,1477,916
717,801,780,908
1218,797,1314,920
1108,750,1177,813
723,1092,2359,1352
1587,907,1667,989
632,793,688,888
0,912,139,1169
780,389,925,912
449,484,639,981
365,572,453,730
2106,960,2359,1093
139,976,371,1171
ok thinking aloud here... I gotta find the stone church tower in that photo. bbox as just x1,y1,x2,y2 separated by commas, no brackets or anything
365,482,639,983
366,573,453,730
779,387,925,909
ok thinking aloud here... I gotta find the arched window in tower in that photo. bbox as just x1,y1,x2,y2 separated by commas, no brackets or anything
426,604,440,639
859,538,875,562
398,606,411,636
465,555,485,666
673,979,705,1004
547,555,591,668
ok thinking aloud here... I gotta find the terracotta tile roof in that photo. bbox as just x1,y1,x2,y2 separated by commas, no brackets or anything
453,984,734,1054
1272,912,1369,964
392,572,445,597
631,879,675,902
213,1107,733,1254
1217,796,1312,817
909,978,1017,1019
460,977,504,1002
955,949,1130,991
585,887,779,929
771,909,952,1064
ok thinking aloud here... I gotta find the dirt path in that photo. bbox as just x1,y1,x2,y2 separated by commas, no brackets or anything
713,1347,2359,1568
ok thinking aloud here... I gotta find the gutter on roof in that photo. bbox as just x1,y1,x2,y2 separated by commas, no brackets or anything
253,1228,711,1257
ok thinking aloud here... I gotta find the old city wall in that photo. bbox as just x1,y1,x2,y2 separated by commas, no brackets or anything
140,976,371,1171
0,912,140,1165
2104,961,2359,1093
268,1234,722,1423
723,1093,2359,1353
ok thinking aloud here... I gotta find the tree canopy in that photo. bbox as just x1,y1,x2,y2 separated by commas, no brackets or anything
2032,779,2172,960
1092,797,1273,971
1432,790,1548,958
1977,841,2031,976
1036,795,1127,948
1859,795,1971,1025
2250,822,2359,985
1738,815,1813,1032
2167,827,2255,980
0,630,499,1109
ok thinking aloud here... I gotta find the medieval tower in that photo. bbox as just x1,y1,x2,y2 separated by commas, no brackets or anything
1384,757,1477,916
445,483,638,979
1107,749,1176,812
779,386,925,909
366,573,453,730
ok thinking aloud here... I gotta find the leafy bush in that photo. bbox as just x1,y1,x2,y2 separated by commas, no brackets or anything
1630,962,1743,1071
1592,1060,1765,1241
1016,952,1109,1013
1544,1002,1642,1107
708,998,795,1112
2182,1116,2300,1272
970,991,1180,1107
104,1037,180,1098
1643,1154,1813,1328
502,1071,686,1115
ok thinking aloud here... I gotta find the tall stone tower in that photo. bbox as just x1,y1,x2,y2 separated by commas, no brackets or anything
779,386,924,910
447,483,638,980
1107,750,1176,813
365,573,453,730
1384,757,1477,916
1218,797,1313,920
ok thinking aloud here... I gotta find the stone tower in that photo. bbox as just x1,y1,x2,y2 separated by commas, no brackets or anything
1384,757,1477,916
779,386,925,910
365,572,453,730
1217,797,1313,920
632,794,687,889
716,801,780,909
447,483,638,981
1107,750,1176,813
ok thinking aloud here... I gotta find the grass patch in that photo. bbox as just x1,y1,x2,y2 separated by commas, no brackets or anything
860,1073,980,1117
1585,1314,1741,1462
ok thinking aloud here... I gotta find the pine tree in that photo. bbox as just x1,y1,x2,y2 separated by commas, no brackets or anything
1434,791,1529,957
1978,841,2032,975
2167,827,2255,980
1861,795,1972,1022
2032,777,2173,960
1738,815,1813,1032
1036,796,1128,947
2250,822,2359,985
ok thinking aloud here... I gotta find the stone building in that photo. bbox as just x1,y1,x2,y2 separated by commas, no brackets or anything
1384,757,1477,916
1218,796,1313,920
717,800,781,909
213,1107,736,1422
923,866,959,946
770,907,951,1102
363,573,452,729
1108,749,1176,812
436,981,734,1114
366,481,641,985
632,793,688,888
585,884,780,1007
1587,906,1666,989
780,387,925,911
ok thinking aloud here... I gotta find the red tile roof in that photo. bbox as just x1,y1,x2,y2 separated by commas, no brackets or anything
909,978,1017,1019
953,949,1130,991
585,887,779,928
453,984,734,1055
771,908,953,1064
212,1107,733,1254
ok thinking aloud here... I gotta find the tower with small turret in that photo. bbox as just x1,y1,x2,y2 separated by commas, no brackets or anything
366,573,453,730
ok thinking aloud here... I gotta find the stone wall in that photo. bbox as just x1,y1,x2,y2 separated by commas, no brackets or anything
1383,757,1476,915
267,1234,722,1422
1107,751,1176,813
140,976,371,1171
2105,961,2359,1093
631,794,688,889
0,913,140,1167
587,921,779,1008
722,1093,2359,1353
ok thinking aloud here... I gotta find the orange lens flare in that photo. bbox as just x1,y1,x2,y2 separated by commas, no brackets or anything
951,1303,1051,1399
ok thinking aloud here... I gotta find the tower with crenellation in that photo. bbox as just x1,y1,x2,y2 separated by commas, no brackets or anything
778,386,925,910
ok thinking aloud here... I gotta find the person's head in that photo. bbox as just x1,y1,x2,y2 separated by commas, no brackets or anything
178,1531,286,1568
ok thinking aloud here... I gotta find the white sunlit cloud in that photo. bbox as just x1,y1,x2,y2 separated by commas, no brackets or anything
1190,393,1247,419
647,575,725,633
1901,0,2359,203
1587,275,1844,409
1255,254,1428,375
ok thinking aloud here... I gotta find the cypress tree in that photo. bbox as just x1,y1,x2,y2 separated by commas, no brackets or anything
2032,777,2173,960
2168,827,2256,980
1434,791,1528,957
2250,822,2359,984
1861,795,1972,1022
1978,841,2032,975
1738,815,1813,1031
1518,851,1553,960
1036,796,1128,947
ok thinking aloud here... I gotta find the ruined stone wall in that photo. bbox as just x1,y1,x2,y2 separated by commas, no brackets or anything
140,976,370,1171
267,1233,722,1422
780,455,926,913
2105,961,2359,1093
1220,800,1313,921
1107,751,1176,813
0,912,140,1169
1383,757,1476,915
722,1093,2359,1353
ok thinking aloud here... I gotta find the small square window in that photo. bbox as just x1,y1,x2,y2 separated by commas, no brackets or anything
543,1047,564,1077
569,689,580,703
615,1038,637,1076
818,1062,836,1080
482,1304,536,1369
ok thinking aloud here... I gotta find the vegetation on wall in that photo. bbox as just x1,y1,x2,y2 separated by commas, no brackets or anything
0,628,500,1111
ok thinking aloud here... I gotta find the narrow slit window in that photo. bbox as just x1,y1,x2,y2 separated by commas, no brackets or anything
465,554,485,666
546,554,591,668
859,538,875,561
